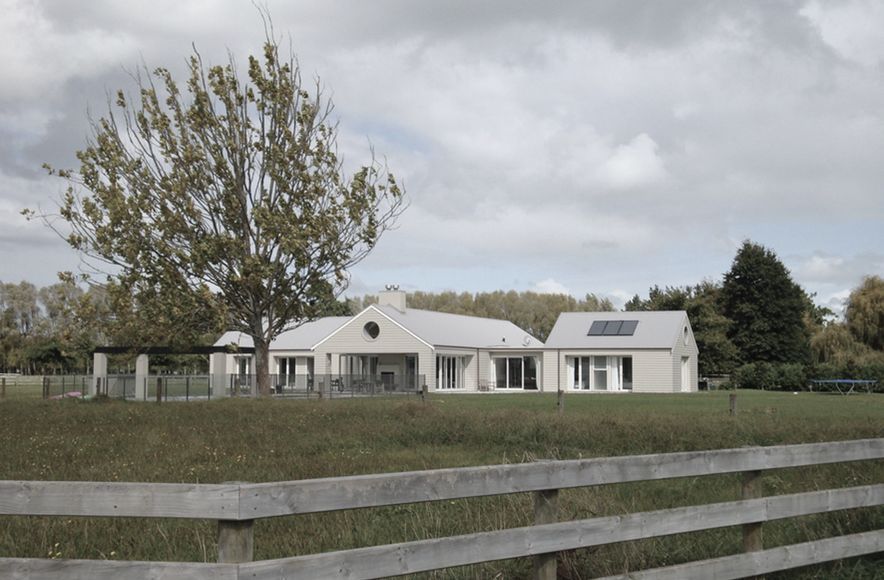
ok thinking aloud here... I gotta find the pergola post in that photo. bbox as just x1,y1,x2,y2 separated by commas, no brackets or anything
135,354,149,401
210,353,228,398
91,353,108,397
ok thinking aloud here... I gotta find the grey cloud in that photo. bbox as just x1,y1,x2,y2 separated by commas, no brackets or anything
1,0,881,304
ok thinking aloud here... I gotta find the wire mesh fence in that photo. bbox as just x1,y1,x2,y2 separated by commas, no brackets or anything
229,374,425,399
0,373,426,402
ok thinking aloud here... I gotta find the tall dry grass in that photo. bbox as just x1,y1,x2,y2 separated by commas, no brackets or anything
0,391,881,578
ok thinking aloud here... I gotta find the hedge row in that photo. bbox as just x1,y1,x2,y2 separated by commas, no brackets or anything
729,361,884,393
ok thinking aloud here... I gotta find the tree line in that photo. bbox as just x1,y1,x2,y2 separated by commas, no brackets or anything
3,241,881,387
0,279,225,374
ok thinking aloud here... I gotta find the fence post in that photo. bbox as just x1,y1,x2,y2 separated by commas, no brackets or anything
96,377,102,397
186,376,191,402
1,377,5,400
533,488,559,580
217,519,254,563
557,388,564,415
742,469,763,556
42,376,49,399
729,393,737,416
156,377,163,403
421,384,428,403
217,481,253,563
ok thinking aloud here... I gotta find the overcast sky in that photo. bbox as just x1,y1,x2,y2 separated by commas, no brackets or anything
1,0,882,314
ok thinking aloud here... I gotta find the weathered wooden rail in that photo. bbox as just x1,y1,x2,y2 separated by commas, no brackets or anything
1,438,882,579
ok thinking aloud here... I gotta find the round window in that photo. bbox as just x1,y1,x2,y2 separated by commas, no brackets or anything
363,321,380,340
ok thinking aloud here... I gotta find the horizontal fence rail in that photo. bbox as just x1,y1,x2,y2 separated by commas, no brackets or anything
0,438,881,579
238,438,884,518
594,530,884,580
240,486,884,579
0,482,239,520
3,438,880,520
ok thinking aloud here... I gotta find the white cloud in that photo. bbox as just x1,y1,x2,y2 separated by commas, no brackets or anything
792,252,884,285
823,289,851,318
533,278,571,295
607,289,636,309
797,254,846,282
801,0,884,67
598,133,667,190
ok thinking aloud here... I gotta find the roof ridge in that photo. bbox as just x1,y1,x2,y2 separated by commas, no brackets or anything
383,305,524,325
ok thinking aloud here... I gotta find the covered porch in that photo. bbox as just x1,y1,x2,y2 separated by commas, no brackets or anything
333,353,423,392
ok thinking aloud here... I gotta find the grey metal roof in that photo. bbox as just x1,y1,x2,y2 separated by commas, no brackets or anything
215,307,544,352
376,305,544,349
214,317,351,351
544,311,689,349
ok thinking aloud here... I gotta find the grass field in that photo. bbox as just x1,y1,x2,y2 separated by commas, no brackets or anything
0,390,881,578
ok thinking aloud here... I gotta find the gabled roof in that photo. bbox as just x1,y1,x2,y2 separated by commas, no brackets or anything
545,311,689,349
215,307,544,352
214,316,351,351
375,305,543,349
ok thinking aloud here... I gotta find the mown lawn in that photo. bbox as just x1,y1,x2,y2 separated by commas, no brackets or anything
0,390,881,578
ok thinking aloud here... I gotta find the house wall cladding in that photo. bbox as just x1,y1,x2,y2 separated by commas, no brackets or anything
671,320,700,393
542,351,557,392
546,349,676,393
634,350,680,393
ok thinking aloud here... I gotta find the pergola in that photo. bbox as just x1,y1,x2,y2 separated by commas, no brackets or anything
91,345,255,399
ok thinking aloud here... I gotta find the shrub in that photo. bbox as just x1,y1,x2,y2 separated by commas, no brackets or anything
732,362,777,390
733,362,814,391
775,363,807,391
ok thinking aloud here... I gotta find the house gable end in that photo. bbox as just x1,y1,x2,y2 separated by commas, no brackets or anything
311,305,434,352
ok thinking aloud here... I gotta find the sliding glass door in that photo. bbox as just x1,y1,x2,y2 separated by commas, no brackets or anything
493,356,539,390
568,356,633,391
437,355,465,390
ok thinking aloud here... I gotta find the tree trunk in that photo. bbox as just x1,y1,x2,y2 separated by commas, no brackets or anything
254,336,271,397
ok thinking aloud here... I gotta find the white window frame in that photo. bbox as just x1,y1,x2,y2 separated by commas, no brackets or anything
491,356,539,389
568,355,635,391
436,355,465,390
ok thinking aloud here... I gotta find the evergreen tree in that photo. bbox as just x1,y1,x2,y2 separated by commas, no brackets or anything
719,241,811,364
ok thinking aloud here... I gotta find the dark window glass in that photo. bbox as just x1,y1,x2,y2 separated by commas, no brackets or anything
363,321,380,339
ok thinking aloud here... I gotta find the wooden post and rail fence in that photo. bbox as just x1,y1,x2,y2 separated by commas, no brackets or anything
0,439,881,579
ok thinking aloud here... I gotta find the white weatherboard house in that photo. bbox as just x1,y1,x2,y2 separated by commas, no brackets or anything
542,311,699,393
212,289,699,394
213,288,546,392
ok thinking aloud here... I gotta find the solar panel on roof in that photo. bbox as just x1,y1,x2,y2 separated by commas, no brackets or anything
603,320,623,335
588,321,606,335
619,320,638,335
